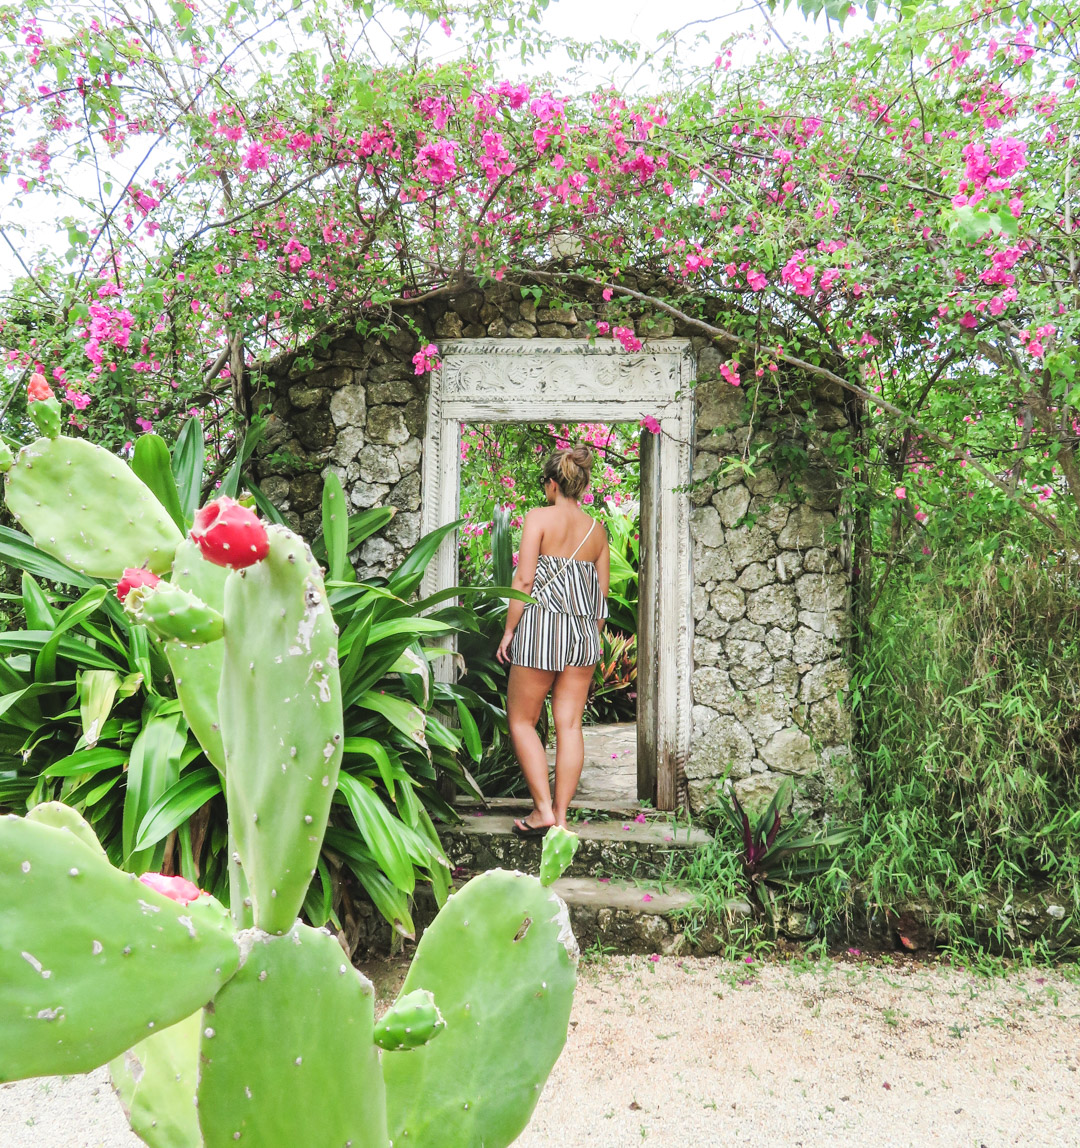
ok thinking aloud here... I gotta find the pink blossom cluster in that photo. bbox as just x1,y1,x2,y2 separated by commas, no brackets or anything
415,138,458,185
780,250,817,296
412,343,441,375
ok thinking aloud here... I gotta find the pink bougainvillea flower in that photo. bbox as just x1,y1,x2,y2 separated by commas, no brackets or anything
412,343,441,375
648,953,660,962
613,325,643,353
139,872,203,905
634,812,647,824
894,486,907,499
639,415,661,435
641,893,653,903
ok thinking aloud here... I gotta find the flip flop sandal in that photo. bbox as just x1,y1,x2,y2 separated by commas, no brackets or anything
511,820,551,839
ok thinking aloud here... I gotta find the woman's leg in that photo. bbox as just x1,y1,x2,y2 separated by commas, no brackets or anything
507,664,558,830
550,664,595,828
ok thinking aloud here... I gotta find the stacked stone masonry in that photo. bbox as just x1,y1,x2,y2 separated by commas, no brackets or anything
255,281,853,815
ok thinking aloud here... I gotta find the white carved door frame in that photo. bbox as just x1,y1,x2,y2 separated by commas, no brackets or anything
420,339,695,810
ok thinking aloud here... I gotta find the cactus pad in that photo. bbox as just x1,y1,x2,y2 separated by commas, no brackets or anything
5,436,182,577
0,814,239,1081
539,826,580,886
165,539,229,775
382,869,578,1148
218,525,343,934
373,988,446,1051
196,924,387,1148
110,1011,203,1148
126,579,224,646
25,801,107,859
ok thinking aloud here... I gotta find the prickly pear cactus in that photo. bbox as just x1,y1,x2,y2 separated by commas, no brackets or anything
125,579,224,645
25,800,107,858
382,870,578,1148
197,924,387,1148
4,436,182,577
218,525,343,934
165,539,230,774
373,988,445,1051
0,813,239,1081
539,826,580,886
110,1011,203,1148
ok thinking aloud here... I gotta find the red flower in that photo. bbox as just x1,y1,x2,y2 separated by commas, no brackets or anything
116,567,161,603
190,497,269,569
27,372,53,402
138,872,203,905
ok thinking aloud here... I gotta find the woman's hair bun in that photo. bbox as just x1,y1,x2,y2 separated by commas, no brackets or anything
543,445,593,500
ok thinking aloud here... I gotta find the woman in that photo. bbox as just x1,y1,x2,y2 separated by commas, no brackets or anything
495,446,610,835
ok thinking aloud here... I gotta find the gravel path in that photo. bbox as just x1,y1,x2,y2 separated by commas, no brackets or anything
2,956,1078,1148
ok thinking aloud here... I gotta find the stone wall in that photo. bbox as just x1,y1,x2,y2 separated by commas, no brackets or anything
254,280,854,813
686,364,853,814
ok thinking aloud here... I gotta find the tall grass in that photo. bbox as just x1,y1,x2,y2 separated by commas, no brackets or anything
849,545,1080,917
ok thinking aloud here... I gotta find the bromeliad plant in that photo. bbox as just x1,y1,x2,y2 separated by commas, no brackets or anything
722,779,853,922
0,380,579,1147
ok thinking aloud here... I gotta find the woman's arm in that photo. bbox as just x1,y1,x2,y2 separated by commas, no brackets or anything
496,509,543,664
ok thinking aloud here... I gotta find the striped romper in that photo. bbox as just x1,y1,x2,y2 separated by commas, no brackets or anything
510,521,608,672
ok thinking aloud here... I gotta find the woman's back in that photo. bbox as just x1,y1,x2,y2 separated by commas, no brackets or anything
533,503,607,564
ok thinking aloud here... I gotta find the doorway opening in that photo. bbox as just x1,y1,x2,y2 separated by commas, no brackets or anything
420,338,694,810
455,420,641,806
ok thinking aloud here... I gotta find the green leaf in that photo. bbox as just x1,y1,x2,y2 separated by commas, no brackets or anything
42,746,128,778
123,705,188,870
21,574,57,630
246,480,288,526
321,471,349,582
171,418,205,523
301,856,333,927
35,587,109,684
388,520,462,599
78,669,121,746
0,527,97,589
132,435,188,533
454,697,483,763
218,419,265,500
337,773,417,894
343,736,397,799
133,764,221,853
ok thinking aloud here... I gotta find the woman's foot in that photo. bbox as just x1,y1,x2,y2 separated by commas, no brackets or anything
512,812,555,837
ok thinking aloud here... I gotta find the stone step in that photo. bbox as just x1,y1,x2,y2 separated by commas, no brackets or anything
440,810,711,880
552,875,700,955
453,795,645,818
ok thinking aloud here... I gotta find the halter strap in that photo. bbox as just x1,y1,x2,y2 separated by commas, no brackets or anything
565,518,596,562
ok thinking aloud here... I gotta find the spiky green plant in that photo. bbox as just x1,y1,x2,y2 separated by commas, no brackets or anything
0,414,579,1147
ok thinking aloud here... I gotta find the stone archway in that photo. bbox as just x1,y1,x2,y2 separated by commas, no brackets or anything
420,339,695,810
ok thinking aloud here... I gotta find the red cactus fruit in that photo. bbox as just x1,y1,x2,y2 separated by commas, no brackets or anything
116,566,161,603
138,872,203,905
190,496,270,569
27,372,54,402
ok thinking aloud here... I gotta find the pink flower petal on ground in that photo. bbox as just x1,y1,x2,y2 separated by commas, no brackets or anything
642,893,653,903
634,813,647,823
621,824,631,831
648,954,660,962
664,834,673,842
598,877,611,883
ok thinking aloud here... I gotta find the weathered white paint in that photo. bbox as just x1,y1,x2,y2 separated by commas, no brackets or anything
420,339,695,809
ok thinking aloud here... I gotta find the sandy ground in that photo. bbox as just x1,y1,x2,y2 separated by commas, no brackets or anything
2,955,1078,1148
